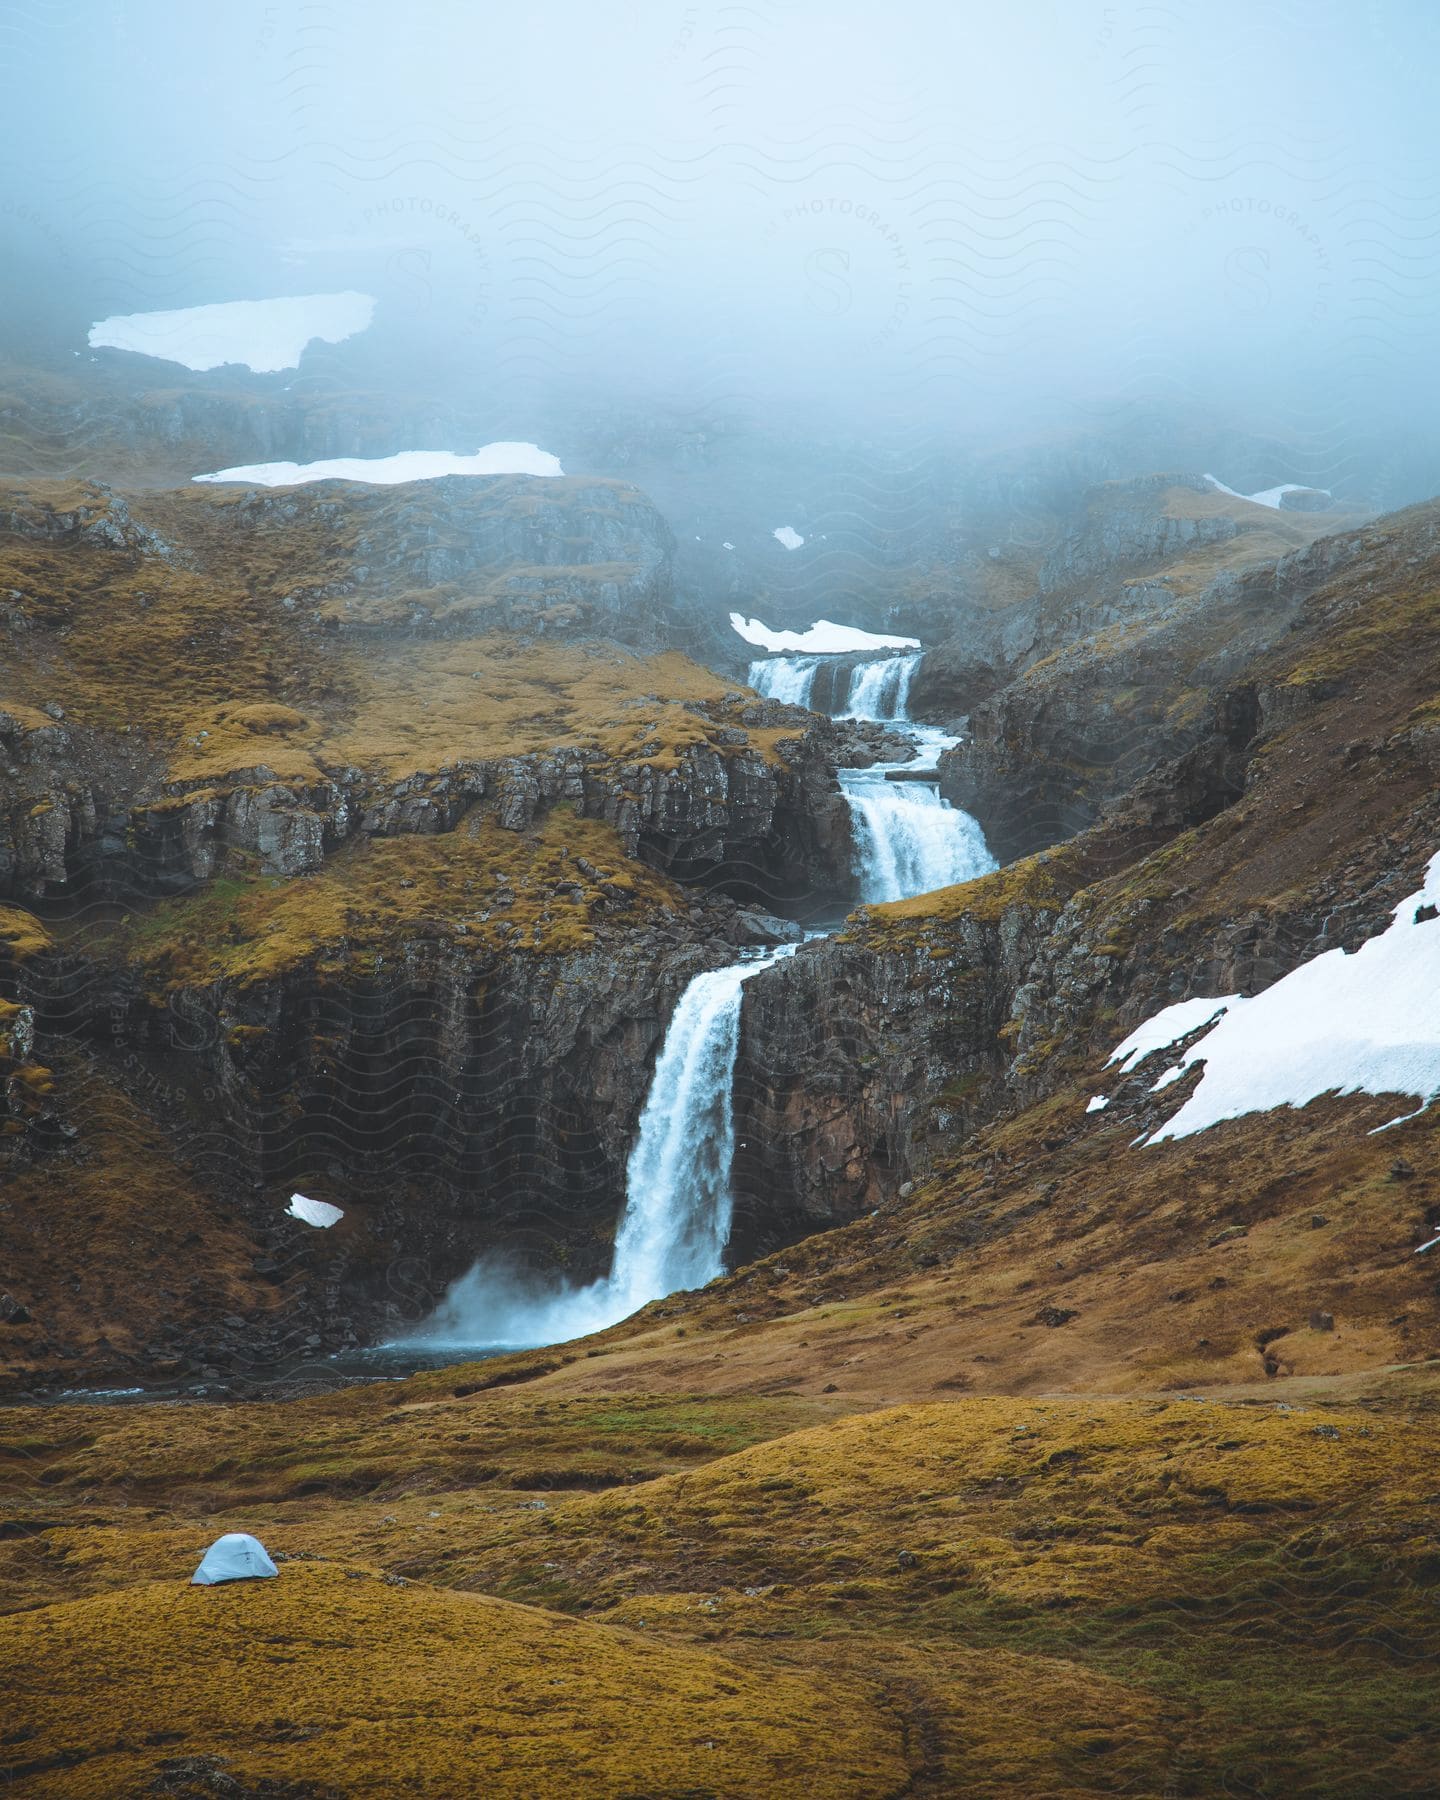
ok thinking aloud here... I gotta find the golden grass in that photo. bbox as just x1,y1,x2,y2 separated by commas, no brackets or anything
5,1386,1437,1797
0,483,773,792
861,847,1075,943
0,905,52,962
1,1562,906,1799
324,640,766,779
122,810,682,986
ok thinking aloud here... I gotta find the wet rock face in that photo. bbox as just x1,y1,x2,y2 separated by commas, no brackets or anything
934,522,1375,864
71,917,768,1317
731,897,1054,1242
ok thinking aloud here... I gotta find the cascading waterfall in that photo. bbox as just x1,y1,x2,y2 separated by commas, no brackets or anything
836,655,996,904
604,958,767,1314
416,949,789,1348
840,652,918,723
412,643,993,1359
747,654,819,706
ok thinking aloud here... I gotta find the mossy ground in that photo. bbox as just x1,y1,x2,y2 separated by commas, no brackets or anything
0,1562,905,1799
121,810,681,986
858,844,1077,945
0,483,775,790
3,1384,1437,1796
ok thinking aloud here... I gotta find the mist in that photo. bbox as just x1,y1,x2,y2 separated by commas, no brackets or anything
4,1,1440,501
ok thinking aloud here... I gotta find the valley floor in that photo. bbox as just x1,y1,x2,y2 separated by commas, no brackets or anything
3,1340,1439,1796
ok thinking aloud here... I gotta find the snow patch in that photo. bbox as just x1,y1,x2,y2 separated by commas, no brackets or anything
1107,997,1241,1073
1086,1095,1109,1113
773,525,805,549
194,442,564,487
729,612,921,654
1107,853,1440,1143
89,292,375,373
1203,473,1329,511
287,1193,344,1228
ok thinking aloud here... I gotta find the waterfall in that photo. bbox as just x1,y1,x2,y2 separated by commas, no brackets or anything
605,960,762,1313
841,653,919,723
415,949,788,1348
836,652,997,905
841,778,994,902
404,643,993,1362
748,655,819,706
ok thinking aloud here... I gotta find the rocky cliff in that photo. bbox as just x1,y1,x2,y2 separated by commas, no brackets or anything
920,476,1373,859
0,465,873,1389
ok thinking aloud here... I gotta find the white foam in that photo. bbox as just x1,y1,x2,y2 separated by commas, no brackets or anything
89,292,375,373
1107,854,1440,1143
772,525,805,549
194,442,564,487
287,1193,344,1228
729,612,921,654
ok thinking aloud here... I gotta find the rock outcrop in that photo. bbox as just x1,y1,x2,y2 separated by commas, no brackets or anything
0,476,860,906
930,484,1375,861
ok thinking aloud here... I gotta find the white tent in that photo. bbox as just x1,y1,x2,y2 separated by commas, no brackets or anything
191,1532,279,1585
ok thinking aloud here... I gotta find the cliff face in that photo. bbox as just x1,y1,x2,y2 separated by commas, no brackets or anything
5,707,851,905
732,884,1056,1246
0,476,859,906
925,479,1374,861
0,802,826,1389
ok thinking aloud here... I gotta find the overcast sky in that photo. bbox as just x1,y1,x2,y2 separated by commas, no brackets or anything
4,2,1438,482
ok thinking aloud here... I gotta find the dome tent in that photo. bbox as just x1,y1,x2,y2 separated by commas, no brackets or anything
191,1533,279,1585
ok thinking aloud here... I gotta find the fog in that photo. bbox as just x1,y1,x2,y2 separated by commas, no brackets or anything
5,1,1440,495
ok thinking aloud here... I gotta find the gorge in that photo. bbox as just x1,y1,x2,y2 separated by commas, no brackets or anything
416,642,996,1354
5,406,1440,1800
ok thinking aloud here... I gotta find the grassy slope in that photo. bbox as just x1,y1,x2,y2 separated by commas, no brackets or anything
0,482,795,835
121,810,682,987
3,1381,1437,1796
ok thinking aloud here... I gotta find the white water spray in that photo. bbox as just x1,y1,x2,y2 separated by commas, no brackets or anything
841,776,993,902
416,949,788,1349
